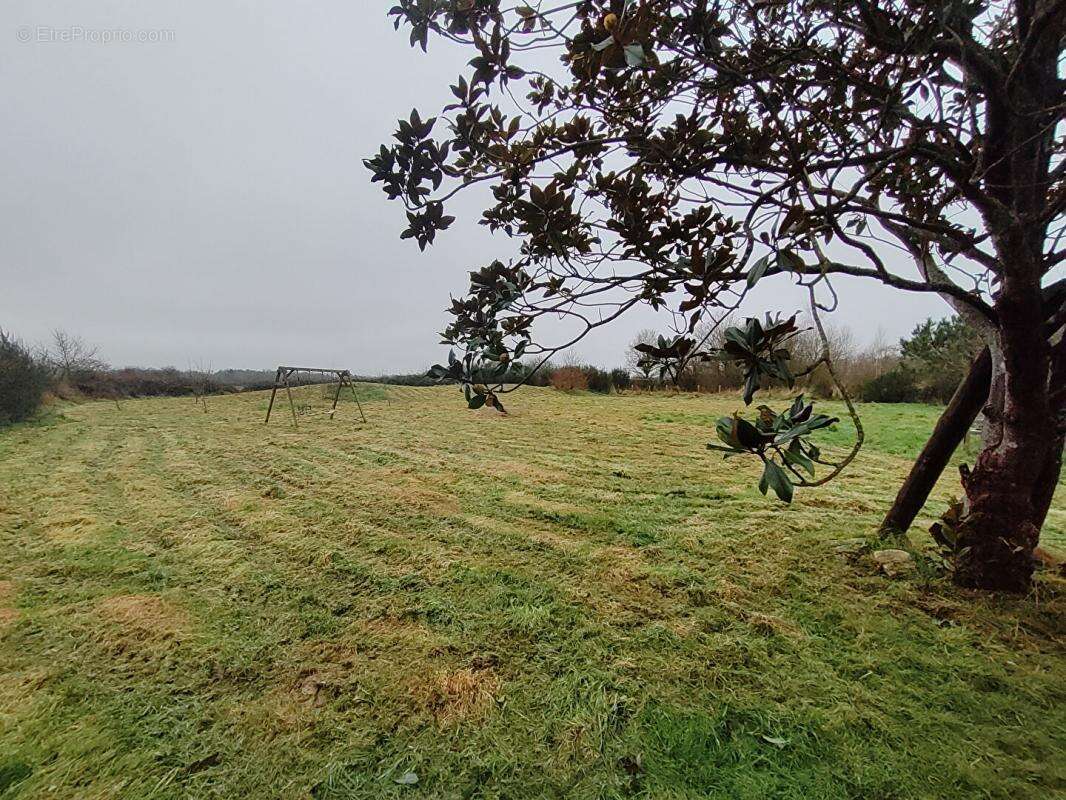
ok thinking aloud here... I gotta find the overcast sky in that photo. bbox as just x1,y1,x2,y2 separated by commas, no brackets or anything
1,1,950,372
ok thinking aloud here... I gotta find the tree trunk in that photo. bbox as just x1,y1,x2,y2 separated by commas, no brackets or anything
954,274,1052,592
880,282,1066,539
955,448,1047,591
880,348,991,536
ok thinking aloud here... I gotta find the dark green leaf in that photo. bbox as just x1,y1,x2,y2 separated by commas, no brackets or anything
733,416,764,449
746,255,771,288
783,439,815,476
760,460,794,503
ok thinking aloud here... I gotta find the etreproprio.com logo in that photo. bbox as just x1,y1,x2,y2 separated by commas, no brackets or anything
16,25,175,44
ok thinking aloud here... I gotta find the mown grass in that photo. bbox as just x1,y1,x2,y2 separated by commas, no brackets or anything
0,386,1062,799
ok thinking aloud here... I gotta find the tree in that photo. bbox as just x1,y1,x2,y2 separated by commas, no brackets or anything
49,329,104,382
678,315,748,391
899,315,982,400
627,329,660,380
368,1,1065,591
901,316,978,371
186,359,213,412
781,319,857,398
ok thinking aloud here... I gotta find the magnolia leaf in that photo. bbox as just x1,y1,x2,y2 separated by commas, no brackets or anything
746,254,771,288
779,205,806,235
715,416,742,449
760,460,794,503
730,415,762,449
774,414,839,446
776,250,805,272
743,372,760,405
783,440,815,476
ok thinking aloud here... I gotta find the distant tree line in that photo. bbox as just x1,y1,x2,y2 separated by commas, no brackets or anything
0,329,273,426
623,315,979,404
0,325,566,425
0,315,978,427
863,317,981,403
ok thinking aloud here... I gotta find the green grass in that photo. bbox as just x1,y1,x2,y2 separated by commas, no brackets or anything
0,387,1062,799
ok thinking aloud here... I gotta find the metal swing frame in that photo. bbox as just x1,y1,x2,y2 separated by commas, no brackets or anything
264,366,367,427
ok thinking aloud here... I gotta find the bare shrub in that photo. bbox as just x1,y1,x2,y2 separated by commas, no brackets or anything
550,366,588,391
841,331,900,397
623,315,904,399
783,321,900,399
48,330,105,382
806,364,836,399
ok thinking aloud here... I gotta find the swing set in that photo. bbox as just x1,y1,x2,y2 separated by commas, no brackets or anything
263,366,367,427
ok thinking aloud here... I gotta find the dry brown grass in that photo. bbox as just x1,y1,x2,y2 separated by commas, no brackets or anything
96,594,189,641
412,667,501,726
0,579,17,632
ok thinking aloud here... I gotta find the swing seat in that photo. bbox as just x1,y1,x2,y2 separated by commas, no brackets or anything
302,408,337,418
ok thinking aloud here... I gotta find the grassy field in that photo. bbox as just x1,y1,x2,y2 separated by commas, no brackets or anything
0,386,1063,799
